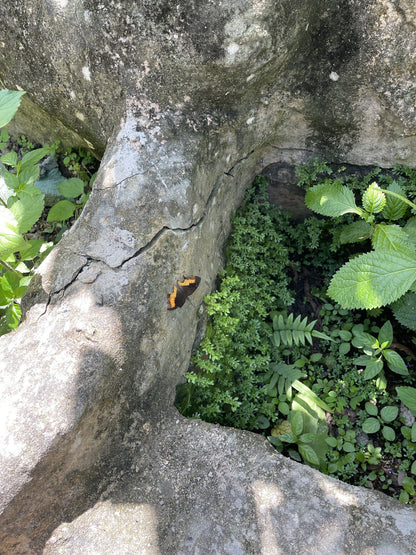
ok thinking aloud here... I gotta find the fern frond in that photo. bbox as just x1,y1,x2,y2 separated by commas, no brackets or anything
272,312,332,347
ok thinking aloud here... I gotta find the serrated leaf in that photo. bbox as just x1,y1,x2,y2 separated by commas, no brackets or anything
0,206,27,258
298,444,320,466
362,182,386,214
2,171,19,190
396,387,416,415
339,220,372,244
383,181,408,220
20,147,51,169
404,217,416,247
304,182,361,217
0,90,25,128
327,250,416,309
57,177,85,199
391,292,416,331
18,163,40,186
1,151,18,167
383,349,409,375
373,224,415,254
47,200,75,222
10,189,44,233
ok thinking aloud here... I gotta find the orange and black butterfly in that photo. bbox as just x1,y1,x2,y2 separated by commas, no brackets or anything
167,276,201,310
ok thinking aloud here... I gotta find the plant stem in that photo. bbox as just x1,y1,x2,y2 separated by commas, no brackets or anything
0,259,22,277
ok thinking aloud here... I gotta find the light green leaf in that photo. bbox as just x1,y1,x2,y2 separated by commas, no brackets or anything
380,405,399,423
57,177,84,198
411,461,416,475
404,217,416,247
327,250,416,309
383,181,408,220
362,417,380,434
383,349,409,375
378,320,393,347
298,444,320,466
362,182,386,214
391,292,416,331
10,189,44,233
291,411,304,437
382,426,395,441
396,387,416,415
20,147,51,169
365,402,378,416
372,224,415,254
1,151,18,167
362,358,383,379
3,171,19,190
304,182,362,217
338,221,372,245
47,200,75,222
0,206,27,258
0,90,25,128
18,163,40,186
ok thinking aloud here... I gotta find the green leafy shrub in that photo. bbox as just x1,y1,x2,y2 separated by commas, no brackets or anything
0,89,97,333
178,163,416,504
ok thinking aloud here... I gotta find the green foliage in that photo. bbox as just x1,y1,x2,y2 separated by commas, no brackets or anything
272,312,334,347
304,167,416,326
178,176,293,429
0,89,95,334
177,165,416,505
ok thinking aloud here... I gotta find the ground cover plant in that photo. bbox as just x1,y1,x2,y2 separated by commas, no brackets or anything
177,164,416,504
0,89,99,334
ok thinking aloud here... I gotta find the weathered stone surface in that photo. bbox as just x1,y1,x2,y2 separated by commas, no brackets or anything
1,1,416,553
1,1,416,165
44,413,416,555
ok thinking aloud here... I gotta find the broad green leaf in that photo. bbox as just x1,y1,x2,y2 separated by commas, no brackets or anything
304,182,362,217
20,147,51,169
279,433,296,443
383,181,408,220
383,349,409,375
5,302,21,329
342,441,355,453
0,90,25,128
382,426,395,441
404,217,416,247
299,433,318,443
298,444,320,466
362,182,386,214
325,436,337,447
362,417,380,434
57,177,84,199
255,415,270,429
328,250,416,309
291,411,304,436
292,380,332,412
10,189,44,234
402,476,415,496
18,163,40,186
362,358,383,379
339,342,351,355
365,402,378,416
3,171,19,190
396,387,416,415
372,224,415,254
391,292,416,331
411,461,416,475
47,200,75,222
0,206,27,258
380,405,399,423
1,151,18,167
352,331,377,349
378,320,393,347
338,221,372,244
